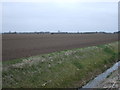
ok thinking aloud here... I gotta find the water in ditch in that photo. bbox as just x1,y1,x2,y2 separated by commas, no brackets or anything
80,60,120,88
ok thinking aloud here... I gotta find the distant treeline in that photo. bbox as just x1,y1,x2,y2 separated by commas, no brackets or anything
114,31,120,34
2,31,119,34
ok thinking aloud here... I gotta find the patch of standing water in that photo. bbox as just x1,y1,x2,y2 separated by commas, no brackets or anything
80,60,120,88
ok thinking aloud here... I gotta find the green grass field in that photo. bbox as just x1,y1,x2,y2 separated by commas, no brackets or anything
2,42,119,88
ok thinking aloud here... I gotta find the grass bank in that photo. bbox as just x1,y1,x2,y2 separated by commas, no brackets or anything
2,42,119,88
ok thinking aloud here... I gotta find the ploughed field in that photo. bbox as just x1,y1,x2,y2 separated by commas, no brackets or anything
2,33,118,61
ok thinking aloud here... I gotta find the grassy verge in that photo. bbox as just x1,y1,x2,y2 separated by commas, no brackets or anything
2,42,119,88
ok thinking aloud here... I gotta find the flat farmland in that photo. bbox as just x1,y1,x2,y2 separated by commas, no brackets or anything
2,33,118,61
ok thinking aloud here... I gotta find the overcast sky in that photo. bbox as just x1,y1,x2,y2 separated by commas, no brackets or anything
2,1,118,33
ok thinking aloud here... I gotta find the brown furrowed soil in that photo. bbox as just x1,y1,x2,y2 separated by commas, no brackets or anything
2,33,118,61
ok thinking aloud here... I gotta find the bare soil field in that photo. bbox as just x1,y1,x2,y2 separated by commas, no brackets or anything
2,33,118,61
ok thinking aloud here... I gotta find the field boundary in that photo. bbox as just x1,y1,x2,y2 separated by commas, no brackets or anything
2,41,119,88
